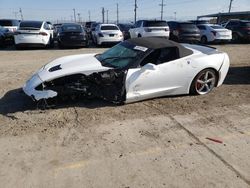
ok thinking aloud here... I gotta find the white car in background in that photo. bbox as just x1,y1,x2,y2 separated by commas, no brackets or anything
14,21,53,49
197,24,232,43
129,20,170,38
93,24,123,46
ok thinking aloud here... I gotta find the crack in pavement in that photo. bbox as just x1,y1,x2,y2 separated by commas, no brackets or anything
143,103,250,186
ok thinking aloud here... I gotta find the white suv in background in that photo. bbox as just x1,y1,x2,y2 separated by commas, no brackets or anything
129,20,170,38
14,21,53,49
197,24,232,43
93,24,123,46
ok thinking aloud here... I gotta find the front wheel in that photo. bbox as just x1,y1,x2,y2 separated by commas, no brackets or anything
201,36,207,44
190,69,217,95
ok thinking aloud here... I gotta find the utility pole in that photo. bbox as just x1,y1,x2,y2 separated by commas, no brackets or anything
134,0,138,23
73,8,76,22
116,3,119,24
77,13,81,23
102,7,105,23
13,11,18,19
19,8,23,20
174,12,177,20
159,0,166,20
88,10,91,21
106,10,109,23
228,0,233,13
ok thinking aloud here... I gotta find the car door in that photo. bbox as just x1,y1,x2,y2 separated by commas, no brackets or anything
125,48,193,103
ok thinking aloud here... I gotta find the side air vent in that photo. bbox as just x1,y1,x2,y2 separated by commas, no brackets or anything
49,65,62,72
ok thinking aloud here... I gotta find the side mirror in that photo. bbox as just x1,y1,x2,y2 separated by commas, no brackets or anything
141,63,157,72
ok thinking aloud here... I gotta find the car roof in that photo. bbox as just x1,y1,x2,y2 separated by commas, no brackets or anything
99,24,118,26
168,21,194,24
127,37,193,57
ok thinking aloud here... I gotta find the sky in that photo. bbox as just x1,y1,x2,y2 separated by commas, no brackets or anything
0,0,250,23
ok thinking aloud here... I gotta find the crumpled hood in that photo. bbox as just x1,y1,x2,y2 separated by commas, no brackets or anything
38,53,111,81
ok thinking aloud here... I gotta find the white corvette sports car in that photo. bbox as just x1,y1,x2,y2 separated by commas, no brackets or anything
23,37,229,104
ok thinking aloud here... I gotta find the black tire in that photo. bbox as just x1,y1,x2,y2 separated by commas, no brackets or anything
201,36,207,44
138,34,142,38
232,33,240,43
15,44,22,50
190,69,217,95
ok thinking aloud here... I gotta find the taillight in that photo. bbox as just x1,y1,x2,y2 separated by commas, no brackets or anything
98,33,104,37
211,31,216,36
164,28,169,32
39,32,48,36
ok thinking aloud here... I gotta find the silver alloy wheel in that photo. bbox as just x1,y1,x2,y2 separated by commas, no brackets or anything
195,70,216,95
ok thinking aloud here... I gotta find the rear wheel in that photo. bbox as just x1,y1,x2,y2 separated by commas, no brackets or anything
190,69,217,95
138,34,142,38
201,36,207,44
232,33,240,43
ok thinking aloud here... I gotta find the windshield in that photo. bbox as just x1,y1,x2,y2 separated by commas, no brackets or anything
101,25,119,30
143,21,168,27
210,25,225,29
96,41,148,68
180,23,197,29
0,20,19,26
62,25,82,32
19,21,43,30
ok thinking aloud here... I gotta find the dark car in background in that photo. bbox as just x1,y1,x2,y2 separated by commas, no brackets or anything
224,20,250,42
57,23,89,48
0,26,14,47
167,21,201,43
117,23,133,40
189,20,209,25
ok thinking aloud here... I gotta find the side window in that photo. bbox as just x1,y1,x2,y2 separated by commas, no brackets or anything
135,21,142,28
197,25,206,30
43,23,49,30
140,49,161,67
156,47,179,64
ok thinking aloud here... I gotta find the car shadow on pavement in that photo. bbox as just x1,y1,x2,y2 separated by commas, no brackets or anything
0,88,115,115
224,66,250,85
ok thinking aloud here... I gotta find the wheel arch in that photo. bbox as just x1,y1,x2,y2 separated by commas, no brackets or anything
188,67,219,94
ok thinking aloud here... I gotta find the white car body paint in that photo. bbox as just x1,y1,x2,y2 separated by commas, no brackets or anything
23,43,230,103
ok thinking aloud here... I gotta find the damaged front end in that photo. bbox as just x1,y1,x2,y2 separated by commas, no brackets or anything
32,69,127,104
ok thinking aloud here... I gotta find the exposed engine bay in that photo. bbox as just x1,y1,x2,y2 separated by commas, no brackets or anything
35,69,127,104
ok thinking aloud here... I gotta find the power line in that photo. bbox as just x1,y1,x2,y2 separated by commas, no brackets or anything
88,10,91,21
106,10,109,23
77,13,81,23
73,8,76,22
134,0,138,23
116,3,119,24
159,0,166,20
19,8,23,20
228,0,234,13
102,7,105,23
